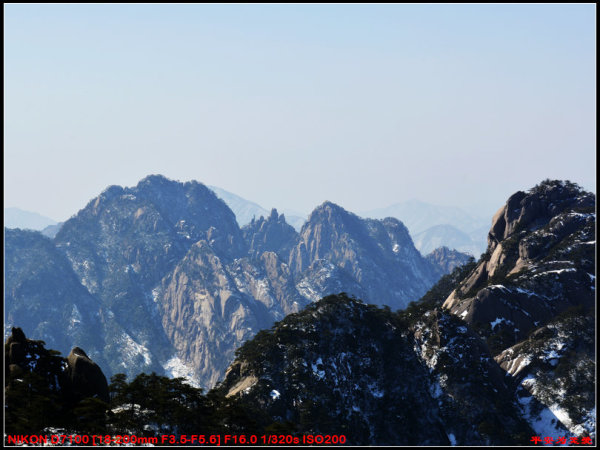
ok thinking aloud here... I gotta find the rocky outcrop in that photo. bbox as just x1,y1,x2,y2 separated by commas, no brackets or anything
242,208,298,261
443,180,595,352
440,180,595,439
66,347,110,403
5,327,31,384
5,327,109,404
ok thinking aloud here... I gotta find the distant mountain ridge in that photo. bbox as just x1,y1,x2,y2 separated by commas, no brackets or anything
41,222,64,238
414,224,487,257
360,199,490,257
208,185,306,231
6,194,490,255
4,207,58,230
361,199,488,234
425,246,474,276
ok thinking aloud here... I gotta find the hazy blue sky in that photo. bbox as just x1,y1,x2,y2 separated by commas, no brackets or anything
4,4,596,222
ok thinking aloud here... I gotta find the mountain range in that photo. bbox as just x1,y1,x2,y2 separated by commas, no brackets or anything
360,199,487,233
4,177,595,444
6,191,490,256
217,179,596,443
5,175,462,389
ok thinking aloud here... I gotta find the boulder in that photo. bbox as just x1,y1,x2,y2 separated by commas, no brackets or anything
66,347,110,403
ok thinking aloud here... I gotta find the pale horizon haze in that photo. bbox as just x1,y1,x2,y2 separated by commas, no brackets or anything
4,4,596,223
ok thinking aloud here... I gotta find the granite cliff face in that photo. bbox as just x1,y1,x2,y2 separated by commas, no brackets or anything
54,174,244,314
156,201,441,388
442,180,595,438
49,175,247,378
443,180,595,348
158,240,274,388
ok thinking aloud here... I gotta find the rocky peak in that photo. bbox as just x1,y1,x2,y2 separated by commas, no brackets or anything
8,326,26,344
136,173,176,188
303,201,362,231
132,175,244,255
70,346,89,358
488,180,593,248
289,202,438,309
290,201,376,274
97,184,125,204
63,175,243,254
268,208,279,221
242,208,298,261
55,174,245,294
425,246,474,276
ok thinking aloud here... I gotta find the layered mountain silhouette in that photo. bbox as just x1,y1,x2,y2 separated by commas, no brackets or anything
361,199,489,255
414,224,487,257
6,175,457,389
5,178,595,444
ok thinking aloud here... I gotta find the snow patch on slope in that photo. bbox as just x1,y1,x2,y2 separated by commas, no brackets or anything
163,356,200,387
116,332,153,367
